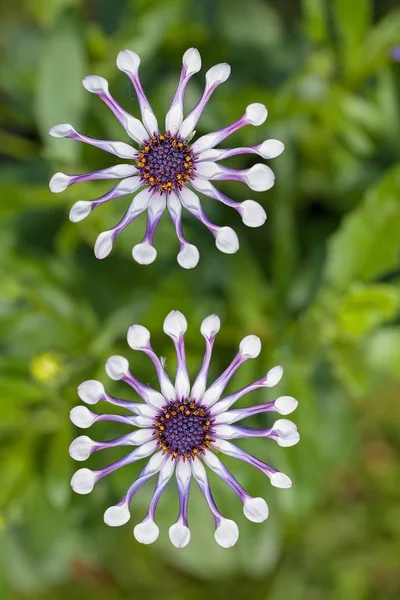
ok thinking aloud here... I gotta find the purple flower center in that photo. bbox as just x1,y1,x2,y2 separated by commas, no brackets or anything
154,400,214,459
136,133,195,194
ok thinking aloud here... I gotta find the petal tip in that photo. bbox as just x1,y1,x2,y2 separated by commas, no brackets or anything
49,123,74,137
77,380,105,405
49,172,70,193
177,244,199,269
105,355,129,380
70,201,91,223
117,49,141,74
94,231,114,260
183,47,202,74
71,468,95,494
132,242,157,265
240,200,267,228
83,75,109,94
215,227,239,254
134,519,160,544
214,518,239,548
104,505,131,527
169,523,191,548
127,324,151,350
245,103,268,126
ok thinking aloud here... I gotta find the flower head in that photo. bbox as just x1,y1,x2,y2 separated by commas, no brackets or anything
70,311,299,548
50,49,284,268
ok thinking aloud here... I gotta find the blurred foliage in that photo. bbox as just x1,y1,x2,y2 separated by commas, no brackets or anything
0,0,400,598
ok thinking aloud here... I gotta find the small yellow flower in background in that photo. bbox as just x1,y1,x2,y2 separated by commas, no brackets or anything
31,352,62,383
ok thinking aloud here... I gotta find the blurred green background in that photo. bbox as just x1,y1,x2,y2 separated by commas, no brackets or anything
1,0,400,598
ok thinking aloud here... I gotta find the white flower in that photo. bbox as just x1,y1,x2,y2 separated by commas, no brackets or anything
70,311,299,548
49,48,284,268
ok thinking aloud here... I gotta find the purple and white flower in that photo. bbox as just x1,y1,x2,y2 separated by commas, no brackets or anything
69,311,299,548
49,48,284,268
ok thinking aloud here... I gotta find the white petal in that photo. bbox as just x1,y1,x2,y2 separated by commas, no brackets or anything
104,504,131,527
127,324,151,350
141,107,158,135
83,75,109,94
258,139,284,159
213,424,235,439
49,123,75,137
94,231,114,259
176,459,191,487
239,335,261,358
169,523,191,548
70,201,92,223
163,310,187,338
125,117,149,143
70,406,95,429
183,47,201,74
243,497,269,523
206,63,231,85
275,432,300,447
115,176,142,194
165,104,183,134
274,396,298,415
105,355,129,380
270,472,292,488
69,435,94,461
146,450,167,473
272,419,297,436
265,365,283,387
134,404,157,418
132,242,157,265
77,380,105,405
49,172,71,193
107,164,138,178
191,132,220,153
214,518,239,548
245,164,275,192
211,410,238,425
200,314,220,338
134,518,160,544
195,161,223,179
71,468,95,494
175,370,190,400
130,429,155,444
190,456,207,482
215,227,239,254
239,200,267,228
177,244,199,269
131,416,155,428
141,389,166,411
133,439,158,459
271,419,300,447
128,186,153,214
116,49,140,75
245,103,268,126
194,148,222,161
107,141,137,159
201,386,221,407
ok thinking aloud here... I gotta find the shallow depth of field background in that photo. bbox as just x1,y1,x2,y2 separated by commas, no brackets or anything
1,0,400,598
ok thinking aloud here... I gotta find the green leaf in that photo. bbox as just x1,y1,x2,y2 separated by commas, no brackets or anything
35,14,87,164
303,0,329,44
324,165,400,289
25,0,78,28
335,283,400,340
332,0,372,72
329,342,372,396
